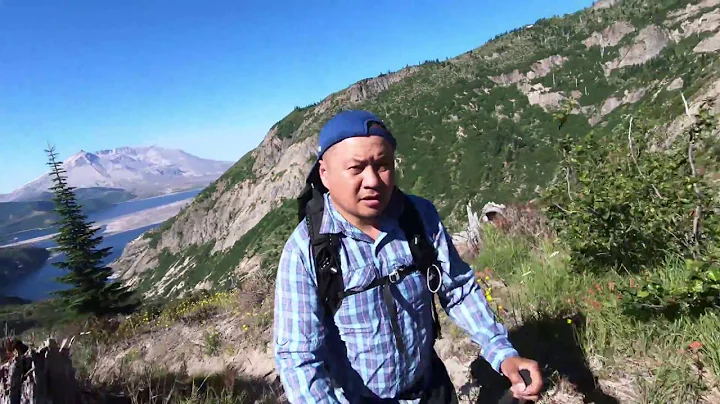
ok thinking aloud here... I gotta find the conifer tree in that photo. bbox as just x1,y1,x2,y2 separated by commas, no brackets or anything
45,145,139,316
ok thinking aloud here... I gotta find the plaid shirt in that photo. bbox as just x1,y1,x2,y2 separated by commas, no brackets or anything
273,192,518,403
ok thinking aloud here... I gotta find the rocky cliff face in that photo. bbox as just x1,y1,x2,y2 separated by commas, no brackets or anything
593,0,621,9
111,0,720,301
111,67,423,298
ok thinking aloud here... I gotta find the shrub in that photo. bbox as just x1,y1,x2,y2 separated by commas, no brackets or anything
542,107,720,273
542,103,720,319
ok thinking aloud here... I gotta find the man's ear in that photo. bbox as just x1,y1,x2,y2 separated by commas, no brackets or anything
318,159,330,189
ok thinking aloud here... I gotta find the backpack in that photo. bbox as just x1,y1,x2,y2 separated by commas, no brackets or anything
296,165,445,351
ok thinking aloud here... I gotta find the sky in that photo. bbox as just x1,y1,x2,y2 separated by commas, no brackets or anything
0,0,595,194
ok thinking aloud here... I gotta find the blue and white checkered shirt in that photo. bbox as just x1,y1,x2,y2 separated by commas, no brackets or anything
273,192,519,403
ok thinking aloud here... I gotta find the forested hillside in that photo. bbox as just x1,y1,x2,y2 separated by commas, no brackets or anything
112,0,720,302
6,1,717,402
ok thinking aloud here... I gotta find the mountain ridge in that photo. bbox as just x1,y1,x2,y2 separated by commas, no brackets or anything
111,0,720,302
0,146,234,203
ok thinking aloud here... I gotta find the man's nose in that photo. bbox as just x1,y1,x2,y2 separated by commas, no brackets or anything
362,166,381,187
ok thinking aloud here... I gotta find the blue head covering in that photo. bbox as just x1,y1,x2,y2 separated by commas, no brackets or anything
316,110,396,159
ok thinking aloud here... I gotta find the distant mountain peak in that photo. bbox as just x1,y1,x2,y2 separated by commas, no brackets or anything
65,150,101,166
0,146,234,202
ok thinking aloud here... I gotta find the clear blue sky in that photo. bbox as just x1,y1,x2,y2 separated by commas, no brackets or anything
0,0,594,194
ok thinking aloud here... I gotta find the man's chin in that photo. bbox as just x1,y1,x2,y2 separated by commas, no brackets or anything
360,198,383,210
356,200,386,218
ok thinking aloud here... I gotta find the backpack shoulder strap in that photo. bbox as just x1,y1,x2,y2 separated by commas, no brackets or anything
397,192,444,341
300,185,345,317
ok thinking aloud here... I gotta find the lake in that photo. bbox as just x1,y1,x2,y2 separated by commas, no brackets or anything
1,188,202,244
0,188,202,301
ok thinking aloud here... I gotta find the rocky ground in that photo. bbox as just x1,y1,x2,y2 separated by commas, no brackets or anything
74,269,720,404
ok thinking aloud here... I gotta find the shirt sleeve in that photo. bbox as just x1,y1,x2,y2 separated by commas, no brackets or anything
273,232,342,403
418,198,519,373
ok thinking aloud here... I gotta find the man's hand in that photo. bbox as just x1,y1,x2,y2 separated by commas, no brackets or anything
500,356,543,402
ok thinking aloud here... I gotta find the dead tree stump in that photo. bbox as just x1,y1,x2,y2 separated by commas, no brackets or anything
0,337,81,404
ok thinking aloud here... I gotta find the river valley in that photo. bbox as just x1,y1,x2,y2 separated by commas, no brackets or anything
0,188,201,301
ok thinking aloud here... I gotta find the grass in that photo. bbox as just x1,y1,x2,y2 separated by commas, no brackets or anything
0,298,80,337
467,224,720,402
77,363,283,404
82,286,278,403
83,286,274,348
5,215,719,403
0,286,280,403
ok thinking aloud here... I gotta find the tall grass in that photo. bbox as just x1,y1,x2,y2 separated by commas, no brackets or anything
473,225,720,401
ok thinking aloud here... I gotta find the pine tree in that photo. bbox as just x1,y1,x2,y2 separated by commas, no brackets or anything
45,145,139,317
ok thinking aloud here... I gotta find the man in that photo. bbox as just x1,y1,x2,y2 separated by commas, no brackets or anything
273,109,542,403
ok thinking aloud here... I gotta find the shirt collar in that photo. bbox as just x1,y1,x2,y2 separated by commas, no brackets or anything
319,188,405,242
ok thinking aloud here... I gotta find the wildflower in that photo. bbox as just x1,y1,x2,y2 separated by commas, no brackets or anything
689,341,703,352
484,275,490,281
497,305,504,311
566,319,572,324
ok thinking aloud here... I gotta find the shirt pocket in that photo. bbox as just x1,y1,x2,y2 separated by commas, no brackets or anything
384,255,427,310
334,262,381,336
398,270,431,314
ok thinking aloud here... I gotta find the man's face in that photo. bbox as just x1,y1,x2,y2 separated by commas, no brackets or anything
318,134,396,225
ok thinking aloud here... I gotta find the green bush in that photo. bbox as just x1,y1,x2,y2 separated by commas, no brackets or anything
542,108,719,273
619,255,720,320
542,104,720,319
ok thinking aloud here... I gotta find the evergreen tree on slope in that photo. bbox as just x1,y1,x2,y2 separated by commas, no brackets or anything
45,145,139,316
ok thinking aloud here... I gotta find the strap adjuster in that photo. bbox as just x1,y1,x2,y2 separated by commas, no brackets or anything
388,270,400,284
427,263,442,293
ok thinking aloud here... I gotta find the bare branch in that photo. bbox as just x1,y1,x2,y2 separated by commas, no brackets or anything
682,93,703,254
553,203,572,214
681,92,691,117
627,116,664,199
565,166,573,201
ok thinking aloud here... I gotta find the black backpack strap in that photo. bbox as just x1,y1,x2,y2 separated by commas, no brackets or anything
398,193,444,342
304,186,345,317
297,163,346,318
349,191,445,353
297,173,444,349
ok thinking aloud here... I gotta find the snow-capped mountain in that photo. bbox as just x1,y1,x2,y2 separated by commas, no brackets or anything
0,146,234,202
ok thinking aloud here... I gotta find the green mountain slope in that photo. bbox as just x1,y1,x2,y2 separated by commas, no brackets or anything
0,187,136,240
112,0,720,301
0,245,50,289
